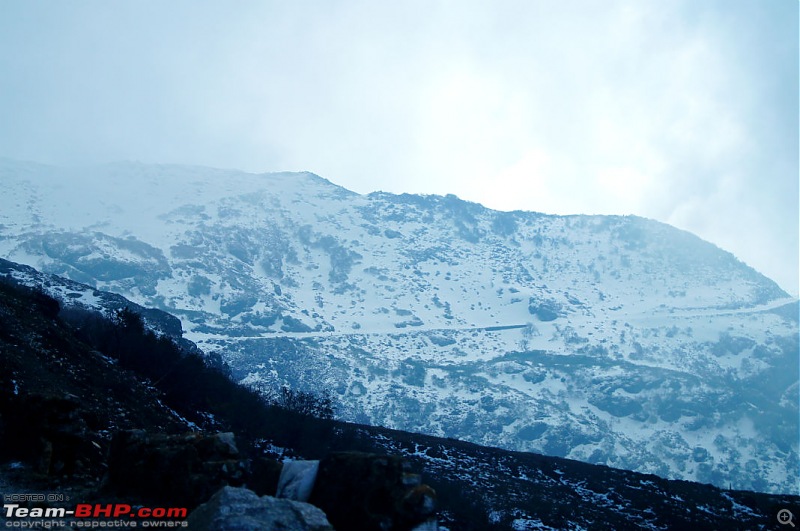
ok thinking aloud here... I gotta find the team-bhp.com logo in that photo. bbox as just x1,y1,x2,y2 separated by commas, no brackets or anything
3,498,188,528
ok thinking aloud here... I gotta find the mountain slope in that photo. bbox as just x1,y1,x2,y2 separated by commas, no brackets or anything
0,159,797,494
1,261,798,530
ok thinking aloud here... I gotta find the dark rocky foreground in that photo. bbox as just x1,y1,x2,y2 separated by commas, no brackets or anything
106,430,437,530
0,267,798,530
187,486,335,531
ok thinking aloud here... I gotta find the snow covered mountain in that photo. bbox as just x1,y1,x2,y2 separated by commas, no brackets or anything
1,158,797,494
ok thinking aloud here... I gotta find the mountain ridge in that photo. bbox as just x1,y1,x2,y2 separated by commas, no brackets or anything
0,159,796,494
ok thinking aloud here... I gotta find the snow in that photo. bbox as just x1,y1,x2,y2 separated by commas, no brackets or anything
721,493,760,519
0,159,796,494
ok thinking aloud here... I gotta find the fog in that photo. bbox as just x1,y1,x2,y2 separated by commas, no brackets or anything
1,0,797,294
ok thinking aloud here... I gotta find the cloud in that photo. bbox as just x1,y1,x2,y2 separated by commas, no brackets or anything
0,0,796,294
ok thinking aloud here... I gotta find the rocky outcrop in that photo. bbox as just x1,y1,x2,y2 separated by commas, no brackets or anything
106,430,281,508
187,486,334,531
105,432,438,529
309,452,437,531
0,393,103,478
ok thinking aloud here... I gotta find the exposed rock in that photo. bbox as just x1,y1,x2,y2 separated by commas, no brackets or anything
247,455,284,497
0,393,101,477
187,486,334,531
3,162,798,495
106,430,276,508
309,452,437,531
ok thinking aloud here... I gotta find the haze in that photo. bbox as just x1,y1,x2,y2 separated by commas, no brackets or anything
0,0,797,295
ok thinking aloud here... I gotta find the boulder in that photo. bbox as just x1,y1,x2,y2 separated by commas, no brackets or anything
107,430,279,508
309,452,437,531
187,486,334,531
247,455,284,496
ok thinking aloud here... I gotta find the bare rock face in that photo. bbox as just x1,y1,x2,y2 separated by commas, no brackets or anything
309,452,437,531
187,486,334,531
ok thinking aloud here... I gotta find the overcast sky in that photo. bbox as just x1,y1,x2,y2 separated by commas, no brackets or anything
1,0,797,296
